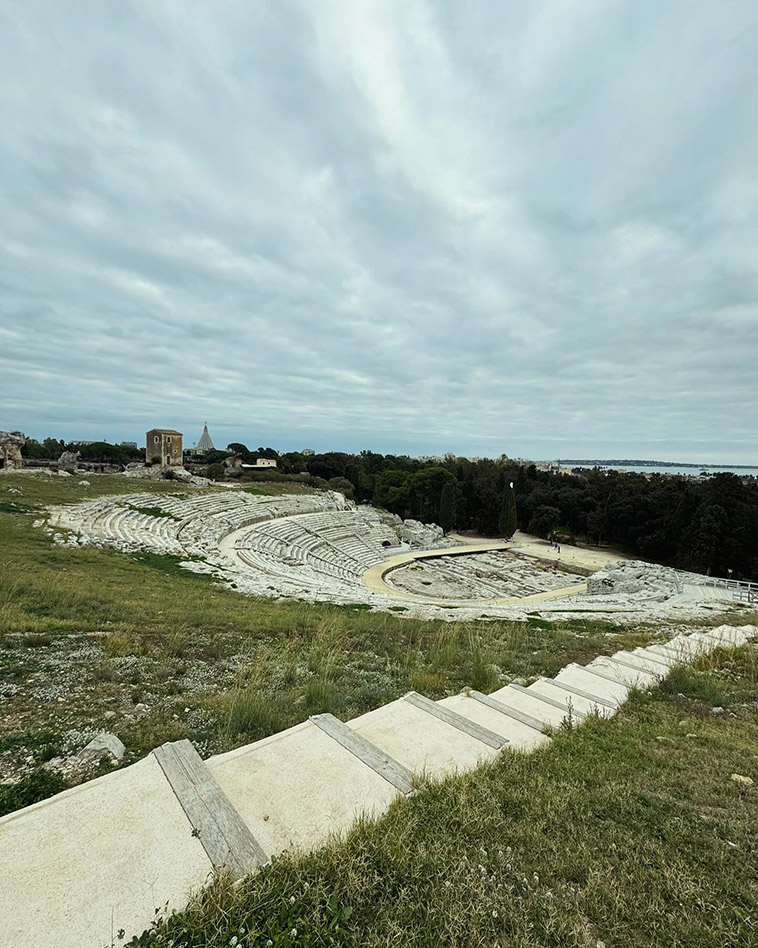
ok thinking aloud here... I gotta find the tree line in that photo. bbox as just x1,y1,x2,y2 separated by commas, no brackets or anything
264,450,758,581
19,437,758,580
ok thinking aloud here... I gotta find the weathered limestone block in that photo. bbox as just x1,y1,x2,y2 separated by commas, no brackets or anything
58,450,80,473
0,431,25,470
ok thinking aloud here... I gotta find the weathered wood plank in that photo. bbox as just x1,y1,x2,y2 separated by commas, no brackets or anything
469,690,547,733
567,663,632,689
603,655,665,676
310,713,414,794
508,683,587,718
535,676,618,709
402,692,508,749
153,740,267,875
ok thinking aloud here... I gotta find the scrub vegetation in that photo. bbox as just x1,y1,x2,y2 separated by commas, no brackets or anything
0,474,682,806
139,646,758,947
1,473,757,946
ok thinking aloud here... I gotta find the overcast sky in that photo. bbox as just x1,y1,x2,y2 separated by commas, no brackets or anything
1,2,757,462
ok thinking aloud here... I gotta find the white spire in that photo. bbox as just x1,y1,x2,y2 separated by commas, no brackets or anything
196,423,215,453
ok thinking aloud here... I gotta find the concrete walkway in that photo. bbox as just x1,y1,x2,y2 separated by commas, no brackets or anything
360,541,587,605
449,530,631,574
1,624,754,948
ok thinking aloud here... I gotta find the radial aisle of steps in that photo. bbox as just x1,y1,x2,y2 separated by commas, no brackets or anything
0,624,755,948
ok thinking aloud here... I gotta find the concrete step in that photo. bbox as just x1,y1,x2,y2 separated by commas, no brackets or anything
0,754,213,948
488,683,574,728
632,646,676,668
468,689,549,733
552,663,630,704
587,656,659,689
438,693,551,751
346,695,502,778
526,677,617,717
604,650,670,677
206,720,402,856
705,625,752,648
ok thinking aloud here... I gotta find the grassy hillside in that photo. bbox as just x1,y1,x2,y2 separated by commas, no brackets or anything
142,646,758,947
0,473,754,810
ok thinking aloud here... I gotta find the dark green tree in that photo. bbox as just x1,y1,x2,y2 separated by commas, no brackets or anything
528,505,561,539
439,481,457,534
498,481,517,538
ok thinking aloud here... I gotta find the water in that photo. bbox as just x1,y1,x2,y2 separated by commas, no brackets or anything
564,463,758,477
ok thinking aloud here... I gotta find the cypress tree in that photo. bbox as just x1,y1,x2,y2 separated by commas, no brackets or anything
498,481,517,538
439,481,457,534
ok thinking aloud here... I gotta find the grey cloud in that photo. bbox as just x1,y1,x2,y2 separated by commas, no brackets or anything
1,0,757,463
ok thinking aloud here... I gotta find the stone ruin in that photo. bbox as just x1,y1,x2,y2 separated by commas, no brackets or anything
57,450,80,474
0,431,25,470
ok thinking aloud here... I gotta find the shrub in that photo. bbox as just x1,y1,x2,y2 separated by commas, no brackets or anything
0,769,66,817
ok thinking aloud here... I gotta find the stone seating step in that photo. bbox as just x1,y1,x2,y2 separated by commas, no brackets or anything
509,682,588,718
552,664,630,704
587,656,659,688
437,693,551,750
0,755,213,948
632,646,676,668
346,696,502,778
526,678,617,717
206,720,401,857
487,683,572,728
602,651,669,677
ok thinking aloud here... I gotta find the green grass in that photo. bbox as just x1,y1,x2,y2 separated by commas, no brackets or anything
142,646,758,947
1,470,756,817
0,474,675,782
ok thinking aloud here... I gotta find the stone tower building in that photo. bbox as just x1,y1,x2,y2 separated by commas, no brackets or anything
146,429,183,467
0,431,25,470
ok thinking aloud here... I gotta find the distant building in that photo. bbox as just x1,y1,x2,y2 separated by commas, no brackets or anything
241,458,278,469
119,441,138,450
196,424,215,454
301,448,315,456
146,428,183,467
0,431,25,470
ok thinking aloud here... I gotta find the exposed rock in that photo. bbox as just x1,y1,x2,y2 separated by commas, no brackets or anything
730,773,754,786
58,450,80,473
78,732,125,762
0,430,25,471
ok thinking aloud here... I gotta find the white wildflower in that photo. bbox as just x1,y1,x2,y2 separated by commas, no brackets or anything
289,895,296,905
290,929,298,939
492,910,498,918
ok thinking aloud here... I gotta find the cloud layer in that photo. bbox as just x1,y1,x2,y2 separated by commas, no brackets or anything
1,1,757,461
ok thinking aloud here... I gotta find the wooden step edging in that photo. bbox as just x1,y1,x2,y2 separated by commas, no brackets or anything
566,663,633,690
508,683,587,718
468,690,547,733
403,691,509,749
153,740,268,875
534,676,618,709
309,713,414,794
633,648,674,668
601,655,665,677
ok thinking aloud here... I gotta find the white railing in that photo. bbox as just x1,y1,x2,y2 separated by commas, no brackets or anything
698,576,758,603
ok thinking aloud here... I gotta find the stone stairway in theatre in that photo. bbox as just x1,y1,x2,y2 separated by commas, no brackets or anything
0,624,754,948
